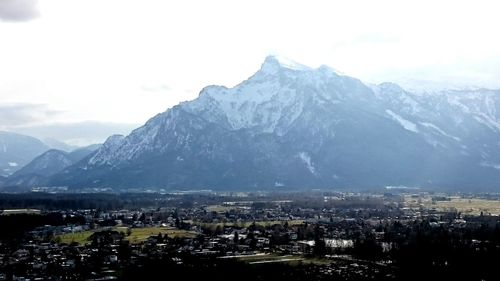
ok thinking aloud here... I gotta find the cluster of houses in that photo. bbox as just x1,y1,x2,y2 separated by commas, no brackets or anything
0,192,490,280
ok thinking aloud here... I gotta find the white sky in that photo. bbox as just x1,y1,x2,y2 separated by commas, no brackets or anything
1,0,500,128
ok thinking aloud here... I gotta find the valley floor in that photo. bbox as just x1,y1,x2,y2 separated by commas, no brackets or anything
1,191,499,280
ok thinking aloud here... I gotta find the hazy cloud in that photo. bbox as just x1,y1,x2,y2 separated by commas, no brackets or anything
331,34,401,50
2,0,500,127
0,0,39,22
141,83,172,92
0,103,62,127
9,121,139,146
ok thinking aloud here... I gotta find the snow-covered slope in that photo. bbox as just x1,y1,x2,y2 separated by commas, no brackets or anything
42,56,500,191
11,150,73,178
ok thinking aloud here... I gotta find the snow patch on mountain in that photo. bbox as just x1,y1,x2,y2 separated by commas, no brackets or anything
193,80,295,131
385,110,418,133
480,161,500,170
183,70,306,134
371,83,423,114
181,56,353,136
270,55,312,71
29,151,72,171
420,122,461,141
474,115,500,132
257,55,317,76
88,134,125,165
298,152,316,175
443,90,500,132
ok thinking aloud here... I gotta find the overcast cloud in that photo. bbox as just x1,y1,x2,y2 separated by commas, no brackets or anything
8,121,139,146
0,103,62,128
0,0,39,21
1,0,500,139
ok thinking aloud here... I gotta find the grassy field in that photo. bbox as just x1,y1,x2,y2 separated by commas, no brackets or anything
206,205,237,213
115,226,197,243
433,198,500,215
56,226,197,245
404,195,500,215
222,254,302,264
56,230,94,244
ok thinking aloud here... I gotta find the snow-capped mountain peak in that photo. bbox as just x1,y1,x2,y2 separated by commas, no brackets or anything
262,55,312,72
258,55,341,77
42,57,500,192
181,56,354,133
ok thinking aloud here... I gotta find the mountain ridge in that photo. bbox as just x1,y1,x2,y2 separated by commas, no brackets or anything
0,131,51,177
10,56,500,191
3,144,101,188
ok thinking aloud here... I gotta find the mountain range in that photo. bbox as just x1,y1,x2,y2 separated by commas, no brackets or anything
0,131,50,177
3,145,100,188
4,56,500,191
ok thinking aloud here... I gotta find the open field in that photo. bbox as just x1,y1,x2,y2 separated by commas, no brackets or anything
404,195,500,215
433,198,500,215
0,209,41,215
222,254,303,264
56,226,197,245
206,205,238,213
57,230,94,244
220,253,331,266
115,226,198,243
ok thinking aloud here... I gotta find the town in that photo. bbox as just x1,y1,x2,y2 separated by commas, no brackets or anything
1,190,499,280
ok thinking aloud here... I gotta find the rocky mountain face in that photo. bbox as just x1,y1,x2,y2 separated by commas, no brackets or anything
0,131,50,177
44,56,500,191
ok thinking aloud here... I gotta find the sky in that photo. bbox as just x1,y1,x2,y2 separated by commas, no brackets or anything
1,0,500,145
